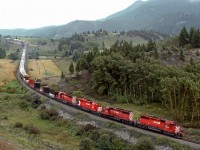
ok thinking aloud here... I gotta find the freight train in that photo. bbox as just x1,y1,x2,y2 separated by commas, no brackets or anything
19,46,183,138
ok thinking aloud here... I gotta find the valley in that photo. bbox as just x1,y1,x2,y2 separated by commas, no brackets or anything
1,0,200,149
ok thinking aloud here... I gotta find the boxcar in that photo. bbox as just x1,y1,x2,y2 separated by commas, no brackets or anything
28,79,35,87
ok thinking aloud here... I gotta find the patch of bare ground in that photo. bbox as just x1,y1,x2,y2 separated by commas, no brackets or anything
0,140,20,150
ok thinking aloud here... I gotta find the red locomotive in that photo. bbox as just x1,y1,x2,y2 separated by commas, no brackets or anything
101,106,134,123
139,114,182,137
55,92,76,104
78,98,102,112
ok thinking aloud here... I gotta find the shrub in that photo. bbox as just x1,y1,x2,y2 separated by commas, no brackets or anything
31,98,42,109
1,116,8,120
14,122,23,128
136,137,155,150
76,124,97,136
97,134,112,150
19,100,30,110
72,91,85,97
24,124,40,135
40,108,59,121
79,138,94,150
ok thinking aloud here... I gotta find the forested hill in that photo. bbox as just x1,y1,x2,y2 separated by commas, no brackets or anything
1,0,200,37
72,27,200,126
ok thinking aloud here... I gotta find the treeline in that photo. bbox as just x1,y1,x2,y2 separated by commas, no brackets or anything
57,29,166,61
76,40,200,123
179,26,200,48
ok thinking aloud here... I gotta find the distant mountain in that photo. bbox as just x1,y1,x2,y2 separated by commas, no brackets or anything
103,0,200,34
1,0,200,38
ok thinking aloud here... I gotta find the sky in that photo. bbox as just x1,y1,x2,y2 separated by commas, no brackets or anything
0,0,137,29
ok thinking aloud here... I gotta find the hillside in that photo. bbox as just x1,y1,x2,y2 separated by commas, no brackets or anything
103,0,200,34
1,0,200,38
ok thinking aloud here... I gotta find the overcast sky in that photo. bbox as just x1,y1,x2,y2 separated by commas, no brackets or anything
0,0,137,29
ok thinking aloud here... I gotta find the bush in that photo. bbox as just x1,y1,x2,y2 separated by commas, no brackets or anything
19,100,30,110
79,138,94,150
31,98,42,109
14,122,23,128
56,119,71,127
76,124,97,136
24,124,40,135
1,115,8,120
136,137,155,150
72,91,85,97
40,108,59,121
97,134,112,150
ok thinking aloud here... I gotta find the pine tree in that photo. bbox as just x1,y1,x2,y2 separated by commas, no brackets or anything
69,62,74,74
76,61,81,72
191,28,200,48
189,27,195,43
146,39,156,52
179,26,189,47
196,50,200,56
180,49,185,61
190,57,194,66
102,41,105,50
61,72,65,79
153,47,159,59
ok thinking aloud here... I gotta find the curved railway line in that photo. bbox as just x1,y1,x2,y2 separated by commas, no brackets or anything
17,45,200,149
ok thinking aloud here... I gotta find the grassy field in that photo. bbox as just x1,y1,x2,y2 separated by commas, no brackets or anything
0,91,80,149
0,59,18,86
53,58,75,75
20,37,50,45
0,57,80,149
86,33,148,50
27,59,61,79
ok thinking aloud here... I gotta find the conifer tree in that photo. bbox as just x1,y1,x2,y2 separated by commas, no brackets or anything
146,39,156,52
189,27,195,43
191,28,200,48
179,26,189,47
69,62,74,74
180,49,185,61
61,72,65,79
190,57,194,66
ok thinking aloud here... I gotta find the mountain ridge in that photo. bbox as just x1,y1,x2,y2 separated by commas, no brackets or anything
1,0,200,38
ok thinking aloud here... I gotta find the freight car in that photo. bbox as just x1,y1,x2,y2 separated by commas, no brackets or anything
19,46,183,139
19,46,29,80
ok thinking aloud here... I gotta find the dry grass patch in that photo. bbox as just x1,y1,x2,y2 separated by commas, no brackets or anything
0,140,19,150
0,59,18,86
28,59,61,79
53,58,75,75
